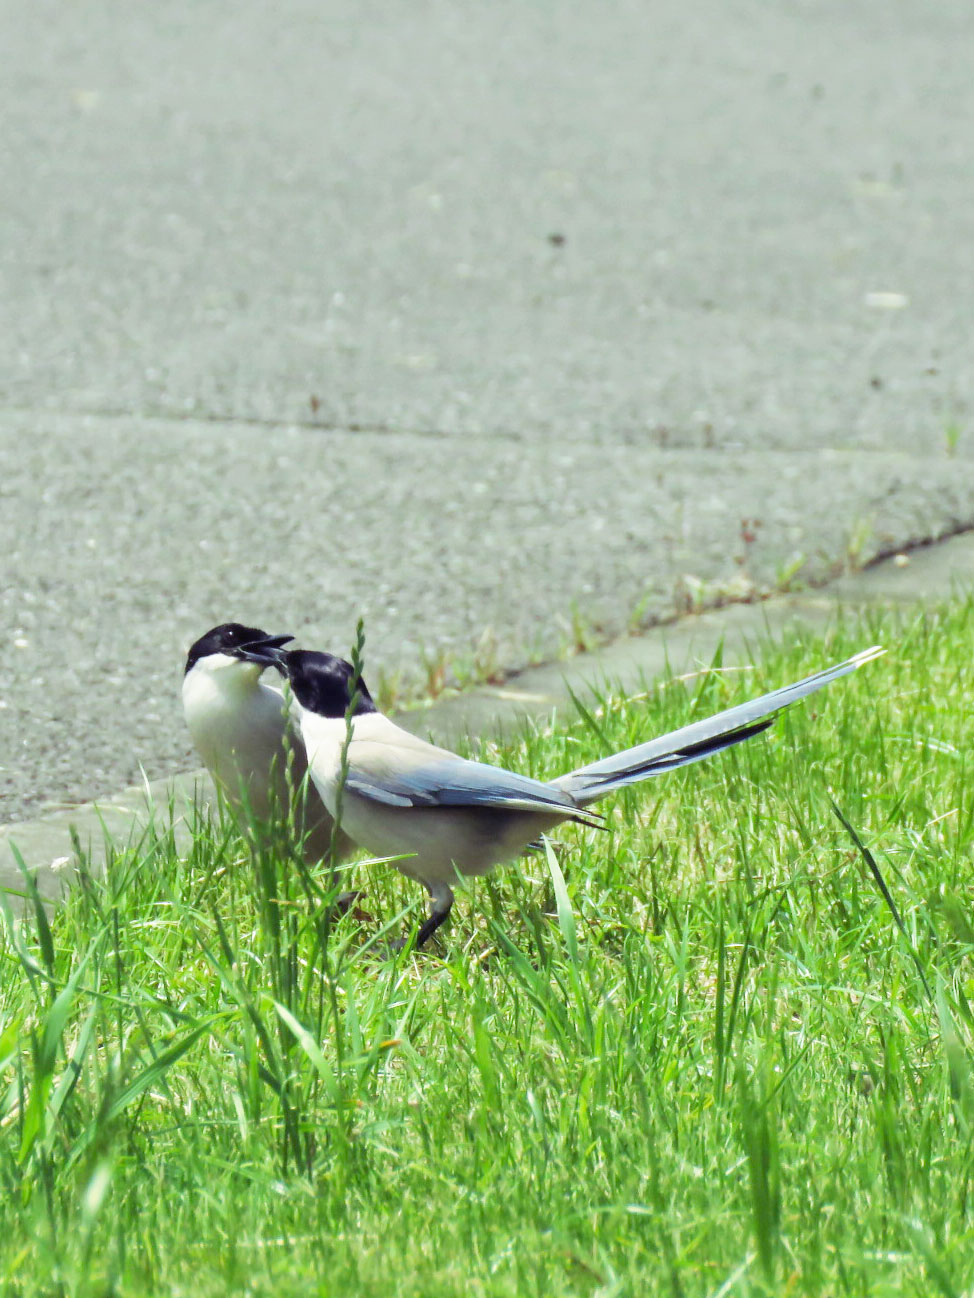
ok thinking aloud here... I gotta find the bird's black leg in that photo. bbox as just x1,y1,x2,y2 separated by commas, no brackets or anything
414,884,455,949
382,885,454,954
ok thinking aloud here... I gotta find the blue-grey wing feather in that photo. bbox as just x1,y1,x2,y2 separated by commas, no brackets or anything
346,750,596,821
344,775,430,808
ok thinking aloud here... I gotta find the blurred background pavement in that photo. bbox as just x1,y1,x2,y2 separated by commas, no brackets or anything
2,0,972,821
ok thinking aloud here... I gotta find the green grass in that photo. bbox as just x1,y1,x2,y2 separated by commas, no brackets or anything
4,601,974,1296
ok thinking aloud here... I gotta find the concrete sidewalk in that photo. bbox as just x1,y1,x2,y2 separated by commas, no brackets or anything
2,0,972,824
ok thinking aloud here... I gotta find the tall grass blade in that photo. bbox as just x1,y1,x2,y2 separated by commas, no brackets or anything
831,798,934,1002
544,837,578,965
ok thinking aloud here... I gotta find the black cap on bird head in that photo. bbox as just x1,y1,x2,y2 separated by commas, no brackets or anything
283,650,377,719
184,623,294,675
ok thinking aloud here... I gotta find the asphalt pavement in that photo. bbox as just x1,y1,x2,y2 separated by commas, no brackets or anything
2,0,973,823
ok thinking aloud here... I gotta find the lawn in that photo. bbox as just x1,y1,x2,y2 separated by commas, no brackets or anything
3,601,974,1296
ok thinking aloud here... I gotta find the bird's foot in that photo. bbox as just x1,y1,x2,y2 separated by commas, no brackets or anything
334,889,363,916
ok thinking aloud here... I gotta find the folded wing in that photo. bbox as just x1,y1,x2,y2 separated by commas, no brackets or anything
345,742,602,826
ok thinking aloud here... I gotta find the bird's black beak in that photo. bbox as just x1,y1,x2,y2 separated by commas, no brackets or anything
232,633,294,671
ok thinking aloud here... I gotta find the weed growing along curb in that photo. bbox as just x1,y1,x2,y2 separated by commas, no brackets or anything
3,600,974,1295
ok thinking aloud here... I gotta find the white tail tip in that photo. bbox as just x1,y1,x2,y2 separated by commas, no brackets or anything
849,645,886,668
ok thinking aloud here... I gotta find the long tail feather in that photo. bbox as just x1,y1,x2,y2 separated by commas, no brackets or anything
552,645,884,806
